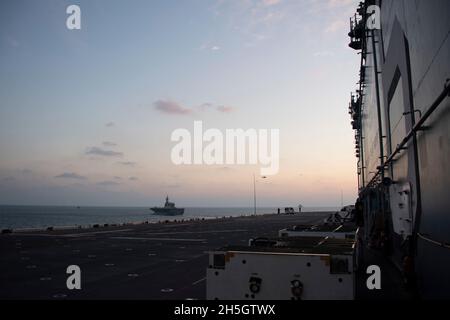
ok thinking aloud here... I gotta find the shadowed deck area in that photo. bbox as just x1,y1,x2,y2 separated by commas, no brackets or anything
0,212,412,300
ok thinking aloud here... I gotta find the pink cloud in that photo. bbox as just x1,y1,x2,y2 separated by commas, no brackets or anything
154,100,193,115
153,100,236,115
217,105,234,113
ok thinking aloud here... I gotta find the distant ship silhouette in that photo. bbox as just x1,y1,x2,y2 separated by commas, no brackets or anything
150,196,184,216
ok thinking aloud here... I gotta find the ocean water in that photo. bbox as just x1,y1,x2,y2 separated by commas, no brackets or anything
0,205,339,230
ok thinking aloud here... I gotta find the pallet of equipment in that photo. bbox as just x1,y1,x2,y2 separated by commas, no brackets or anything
207,237,356,300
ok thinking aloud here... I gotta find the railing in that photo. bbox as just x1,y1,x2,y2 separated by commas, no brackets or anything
364,80,450,189
418,233,450,250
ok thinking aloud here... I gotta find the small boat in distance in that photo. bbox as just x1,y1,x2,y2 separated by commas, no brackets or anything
150,196,184,216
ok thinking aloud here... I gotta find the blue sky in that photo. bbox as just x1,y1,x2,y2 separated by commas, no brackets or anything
0,0,360,207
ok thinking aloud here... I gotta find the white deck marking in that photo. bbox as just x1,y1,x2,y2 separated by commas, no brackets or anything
192,277,206,285
146,229,247,235
162,223,195,228
111,236,206,242
13,229,133,238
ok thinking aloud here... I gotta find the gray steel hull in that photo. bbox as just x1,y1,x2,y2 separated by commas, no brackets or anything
150,207,184,216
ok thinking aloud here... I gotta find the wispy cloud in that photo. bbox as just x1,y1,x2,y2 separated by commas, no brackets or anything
164,183,181,188
105,122,115,127
325,19,347,33
154,100,193,115
198,102,214,111
103,141,117,147
55,172,87,180
327,0,355,9
129,177,138,181
212,0,356,47
154,100,236,115
117,161,137,167
216,105,234,113
212,0,289,43
198,44,221,51
308,0,356,13
97,181,121,187
85,147,123,157
262,0,282,7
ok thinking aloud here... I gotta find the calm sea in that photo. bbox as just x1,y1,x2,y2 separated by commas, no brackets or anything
0,205,339,230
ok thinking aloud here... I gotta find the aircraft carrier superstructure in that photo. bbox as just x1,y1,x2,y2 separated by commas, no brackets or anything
348,0,450,298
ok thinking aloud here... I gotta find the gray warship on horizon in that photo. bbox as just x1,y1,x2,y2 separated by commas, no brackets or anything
150,196,184,216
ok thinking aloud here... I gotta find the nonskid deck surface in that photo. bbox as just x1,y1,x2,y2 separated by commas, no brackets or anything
0,212,412,300
0,213,329,300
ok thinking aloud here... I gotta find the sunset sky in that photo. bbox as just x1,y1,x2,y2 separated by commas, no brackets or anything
0,0,360,207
